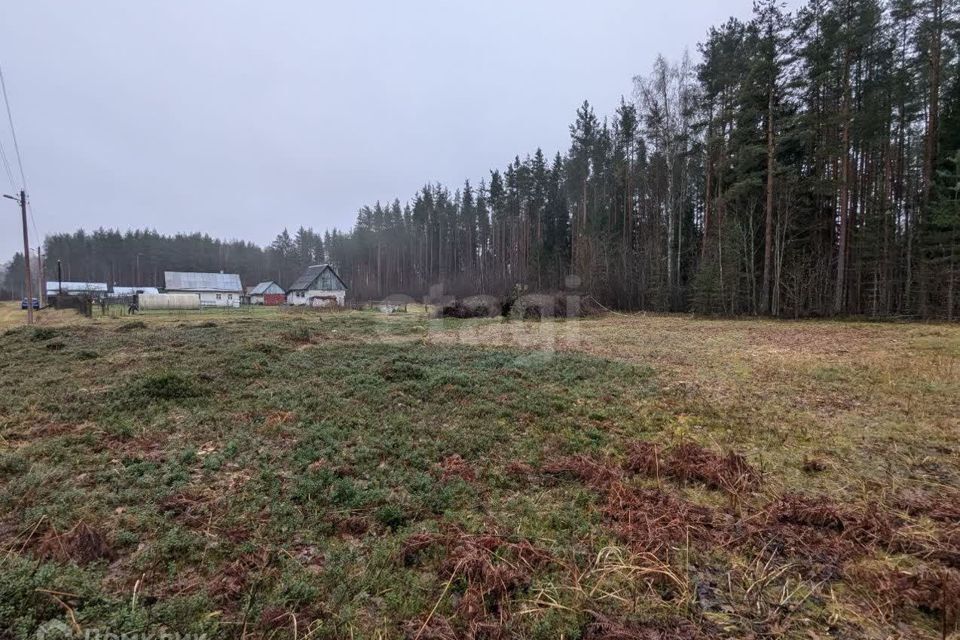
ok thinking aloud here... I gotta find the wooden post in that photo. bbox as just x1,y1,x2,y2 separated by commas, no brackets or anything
37,246,45,307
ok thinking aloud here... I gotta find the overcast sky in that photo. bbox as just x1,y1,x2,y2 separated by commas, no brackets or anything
0,0,802,261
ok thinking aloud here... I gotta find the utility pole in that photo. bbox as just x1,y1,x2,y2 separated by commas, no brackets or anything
3,190,32,324
20,190,32,323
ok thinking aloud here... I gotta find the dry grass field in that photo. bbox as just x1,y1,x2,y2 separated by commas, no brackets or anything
0,301,958,639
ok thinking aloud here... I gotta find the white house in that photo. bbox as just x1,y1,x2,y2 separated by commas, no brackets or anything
286,264,348,307
164,271,243,308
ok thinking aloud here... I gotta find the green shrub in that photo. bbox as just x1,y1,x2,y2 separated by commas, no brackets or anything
30,327,58,341
282,326,312,344
0,451,29,478
115,321,147,332
374,503,409,531
133,372,206,402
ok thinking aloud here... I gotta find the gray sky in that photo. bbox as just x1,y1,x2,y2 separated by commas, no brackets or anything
0,0,800,261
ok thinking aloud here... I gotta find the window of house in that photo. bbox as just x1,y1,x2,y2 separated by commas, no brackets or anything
216,293,222,300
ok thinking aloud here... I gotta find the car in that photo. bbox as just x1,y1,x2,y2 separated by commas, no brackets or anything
20,298,39,310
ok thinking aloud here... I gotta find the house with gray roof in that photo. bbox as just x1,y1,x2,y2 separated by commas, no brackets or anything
164,271,243,308
286,264,347,308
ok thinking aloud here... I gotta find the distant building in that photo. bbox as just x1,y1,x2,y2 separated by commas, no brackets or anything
164,271,243,308
287,264,348,307
378,293,415,314
110,286,160,298
45,281,108,297
248,281,285,306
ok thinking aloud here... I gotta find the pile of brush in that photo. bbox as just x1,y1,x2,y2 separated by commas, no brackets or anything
401,525,552,638
436,292,602,319
436,295,504,319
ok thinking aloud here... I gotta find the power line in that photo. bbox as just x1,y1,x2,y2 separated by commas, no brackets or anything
0,134,14,191
28,201,43,246
0,61,42,249
0,63,27,189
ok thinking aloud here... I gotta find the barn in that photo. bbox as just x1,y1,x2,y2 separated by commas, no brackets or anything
164,271,243,308
248,281,285,306
287,264,348,307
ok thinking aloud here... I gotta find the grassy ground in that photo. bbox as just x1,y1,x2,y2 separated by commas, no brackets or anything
0,302,958,639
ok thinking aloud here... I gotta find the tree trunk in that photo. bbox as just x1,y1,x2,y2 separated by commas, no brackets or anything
761,86,776,314
834,48,853,315
923,0,943,208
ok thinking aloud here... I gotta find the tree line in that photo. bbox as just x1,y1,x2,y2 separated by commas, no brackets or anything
0,227,328,298
3,0,959,318
329,0,960,318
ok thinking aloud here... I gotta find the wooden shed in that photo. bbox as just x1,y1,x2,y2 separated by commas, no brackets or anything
249,281,286,306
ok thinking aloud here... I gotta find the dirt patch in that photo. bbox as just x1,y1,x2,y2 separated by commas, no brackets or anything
898,489,960,524
333,515,370,536
36,520,114,565
402,526,552,638
264,410,298,428
114,431,168,462
747,494,902,580
258,606,292,633
504,460,534,480
848,565,960,631
544,449,960,632
770,493,845,531
543,454,621,491
24,420,85,439
159,491,214,528
609,485,729,553
437,454,476,482
115,321,147,332
403,615,458,640
624,441,760,495
786,495,898,548
801,457,829,474
583,615,706,640
209,549,272,603
545,455,729,554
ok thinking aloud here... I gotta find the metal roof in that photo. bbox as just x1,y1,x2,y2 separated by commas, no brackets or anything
111,286,160,296
288,264,348,291
249,281,284,295
164,271,243,292
45,281,108,293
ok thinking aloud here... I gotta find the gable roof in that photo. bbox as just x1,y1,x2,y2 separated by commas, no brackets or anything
288,264,348,291
164,271,243,292
249,281,284,295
